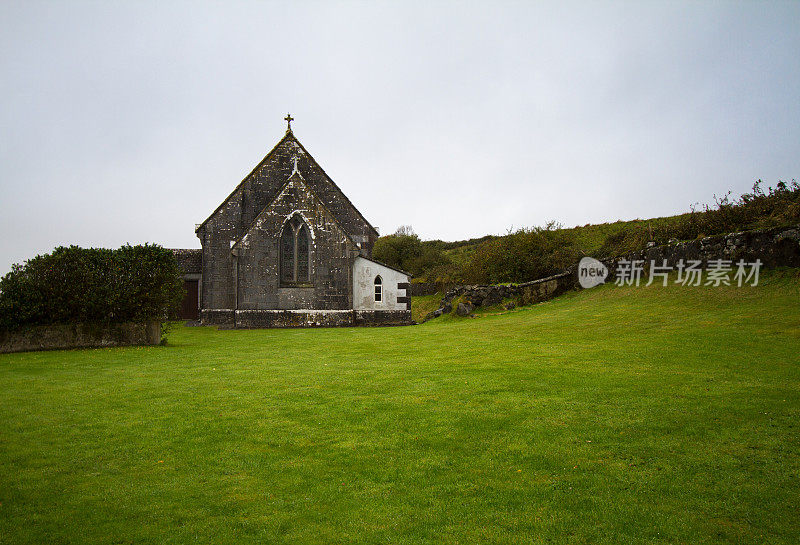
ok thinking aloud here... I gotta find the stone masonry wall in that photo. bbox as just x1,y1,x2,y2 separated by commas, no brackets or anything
614,224,800,270
233,173,359,311
425,271,574,321
213,309,412,329
0,322,162,354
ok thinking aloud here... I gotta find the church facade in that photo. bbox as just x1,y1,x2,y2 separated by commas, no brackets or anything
175,118,411,328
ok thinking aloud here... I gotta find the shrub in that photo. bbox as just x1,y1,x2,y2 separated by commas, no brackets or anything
0,244,184,331
373,233,421,272
464,222,581,284
597,180,800,257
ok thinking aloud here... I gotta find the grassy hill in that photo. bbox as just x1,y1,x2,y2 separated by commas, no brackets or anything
379,180,800,285
1,270,799,544
437,213,694,264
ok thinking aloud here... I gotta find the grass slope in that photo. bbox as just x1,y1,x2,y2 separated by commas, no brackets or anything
409,292,442,323
1,271,799,544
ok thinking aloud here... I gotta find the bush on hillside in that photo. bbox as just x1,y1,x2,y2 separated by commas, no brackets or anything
0,244,184,331
405,245,451,278
373,232,421,272
463,222,581,284
373,227,452,278
598,180,800,257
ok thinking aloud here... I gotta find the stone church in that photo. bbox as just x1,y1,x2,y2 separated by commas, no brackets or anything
173,116,411,328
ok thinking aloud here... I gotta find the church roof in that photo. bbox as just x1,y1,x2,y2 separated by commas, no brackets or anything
357,255,413,277
195,130,378,240
170,248,202,274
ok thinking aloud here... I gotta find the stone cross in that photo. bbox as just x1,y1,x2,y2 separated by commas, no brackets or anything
284,113,294,132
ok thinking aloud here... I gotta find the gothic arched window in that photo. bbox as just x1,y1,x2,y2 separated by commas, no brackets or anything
280,216,311,285
374,275,382,302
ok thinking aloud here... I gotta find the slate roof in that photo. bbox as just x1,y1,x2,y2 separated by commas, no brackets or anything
170,248,202,274
358,256,413,277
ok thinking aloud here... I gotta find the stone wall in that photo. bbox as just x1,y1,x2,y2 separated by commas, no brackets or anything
611,224,800,271
422,225,800,321
208,309,413,328
353,310,413,327
201,309,235,326
424,272,574,320
0,322,161,354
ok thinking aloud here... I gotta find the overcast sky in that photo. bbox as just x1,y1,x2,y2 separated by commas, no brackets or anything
1,1,798,274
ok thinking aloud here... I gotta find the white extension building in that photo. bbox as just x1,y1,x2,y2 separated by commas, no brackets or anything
352,256,411,312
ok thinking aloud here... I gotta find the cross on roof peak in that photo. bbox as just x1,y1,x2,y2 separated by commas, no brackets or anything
284,113,294,132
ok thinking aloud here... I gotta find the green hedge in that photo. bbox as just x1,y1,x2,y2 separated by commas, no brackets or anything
0,244,184,331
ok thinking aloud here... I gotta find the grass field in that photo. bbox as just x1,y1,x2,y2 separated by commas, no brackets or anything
1,271,799,544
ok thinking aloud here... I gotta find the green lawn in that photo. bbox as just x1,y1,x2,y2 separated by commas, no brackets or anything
1,271,799,544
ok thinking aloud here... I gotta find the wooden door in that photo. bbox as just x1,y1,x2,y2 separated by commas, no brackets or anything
179,279,199,320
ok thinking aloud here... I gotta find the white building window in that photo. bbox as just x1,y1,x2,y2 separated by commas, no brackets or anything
374,276,382,302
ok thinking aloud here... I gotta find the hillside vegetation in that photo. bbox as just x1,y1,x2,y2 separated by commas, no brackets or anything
1,270,799,544
375,180,800,285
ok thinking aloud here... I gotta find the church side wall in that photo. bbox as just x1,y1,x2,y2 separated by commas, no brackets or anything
353,257,410,311
198,194,243,312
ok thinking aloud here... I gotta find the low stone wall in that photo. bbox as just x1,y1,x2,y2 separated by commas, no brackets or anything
353,310,413,327
0,322,161,354
425,272,575,320
421,224,800,322
235,310,354,328
204,309,414,328
517,272,577,305
613,224,800,271
201,309,235,326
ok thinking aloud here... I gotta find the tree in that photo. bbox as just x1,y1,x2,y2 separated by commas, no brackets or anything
393,225,416,236
373,232,422,272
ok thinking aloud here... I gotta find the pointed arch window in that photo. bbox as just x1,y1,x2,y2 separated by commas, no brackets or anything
280,215,311,285
374,275,382,302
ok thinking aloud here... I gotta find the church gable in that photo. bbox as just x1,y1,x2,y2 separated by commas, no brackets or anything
197,131,377,252
196,126,380,311
232,172,360,310
232,170,358,254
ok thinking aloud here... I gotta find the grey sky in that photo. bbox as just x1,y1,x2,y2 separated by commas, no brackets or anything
1,1,798,274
